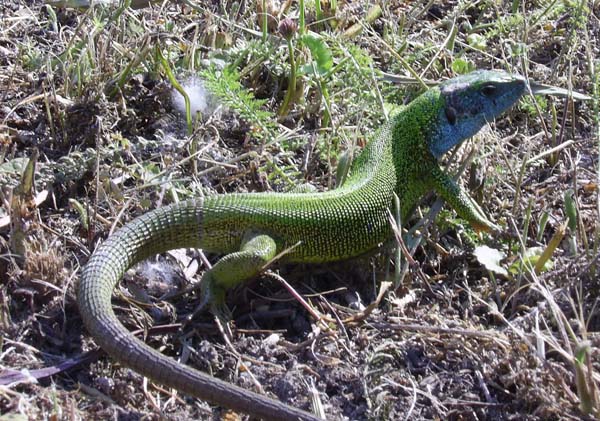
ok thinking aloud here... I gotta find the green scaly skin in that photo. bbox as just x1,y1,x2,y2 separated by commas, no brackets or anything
78,70,527,420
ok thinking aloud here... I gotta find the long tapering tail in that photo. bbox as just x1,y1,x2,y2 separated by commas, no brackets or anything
78,199,320,421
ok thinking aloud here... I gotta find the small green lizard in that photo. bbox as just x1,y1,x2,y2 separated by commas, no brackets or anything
78,70,530,420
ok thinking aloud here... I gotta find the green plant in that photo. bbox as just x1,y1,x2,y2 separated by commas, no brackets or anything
564,188,578,254
156,46,193,135
298,33,335,126
278,18,299,117
519,94,549,117
574,341,599,416
200,66,279,144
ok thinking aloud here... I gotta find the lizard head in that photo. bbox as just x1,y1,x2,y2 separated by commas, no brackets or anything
427,70,526,158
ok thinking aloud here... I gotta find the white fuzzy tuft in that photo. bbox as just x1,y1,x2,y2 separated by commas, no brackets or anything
171,76,212,119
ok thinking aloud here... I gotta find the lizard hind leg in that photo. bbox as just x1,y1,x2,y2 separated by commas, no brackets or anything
201,232,278,312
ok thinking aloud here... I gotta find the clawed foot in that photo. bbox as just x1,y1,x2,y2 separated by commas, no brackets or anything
181,274,231,328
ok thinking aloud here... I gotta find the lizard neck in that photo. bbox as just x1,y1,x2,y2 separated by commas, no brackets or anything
389,89,445,219
337,88,452,220
338,86,479,223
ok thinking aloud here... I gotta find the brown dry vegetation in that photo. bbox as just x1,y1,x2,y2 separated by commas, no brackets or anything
1,1,599,420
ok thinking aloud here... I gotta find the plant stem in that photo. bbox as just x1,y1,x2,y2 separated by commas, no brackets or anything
261,0,268,42
315,0,322,30
299,0,306,35
278,40,297,116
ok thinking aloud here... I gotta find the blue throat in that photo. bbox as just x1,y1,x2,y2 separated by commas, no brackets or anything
427,107,486,159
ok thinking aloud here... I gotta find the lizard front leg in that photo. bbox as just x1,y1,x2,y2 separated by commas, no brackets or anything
430,165,500,232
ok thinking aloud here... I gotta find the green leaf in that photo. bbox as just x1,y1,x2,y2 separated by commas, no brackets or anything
509,246,554,274
451,58,475,75
564,188,578,231
69,199,89,231
474,245,508,276
466,33,487,51
300,33,333,75
0,157,29,178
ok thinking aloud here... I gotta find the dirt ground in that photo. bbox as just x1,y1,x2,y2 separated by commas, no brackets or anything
1,1,599,420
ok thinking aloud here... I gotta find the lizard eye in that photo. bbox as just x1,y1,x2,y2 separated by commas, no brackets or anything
481,84,497,97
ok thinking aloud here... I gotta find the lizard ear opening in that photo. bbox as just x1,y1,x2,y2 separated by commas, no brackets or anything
445,106,457,125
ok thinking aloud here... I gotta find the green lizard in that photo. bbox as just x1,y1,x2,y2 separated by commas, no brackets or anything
78,70,530,421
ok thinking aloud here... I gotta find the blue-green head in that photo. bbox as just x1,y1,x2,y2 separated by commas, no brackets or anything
427,70,526,158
